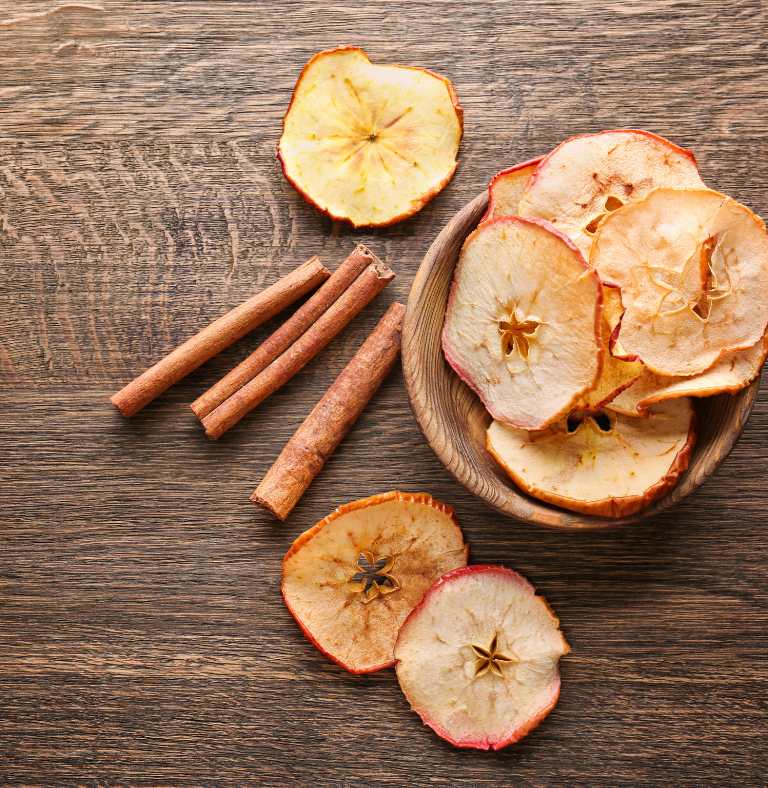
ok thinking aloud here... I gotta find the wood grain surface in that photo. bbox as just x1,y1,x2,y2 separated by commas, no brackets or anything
2,1,767,785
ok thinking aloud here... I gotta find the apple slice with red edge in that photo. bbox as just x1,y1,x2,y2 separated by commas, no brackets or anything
480,156,544,222
518,129,705,257
282,491,468,674
278,46,463,228
487,398,697,518
607,335,768,417
442,216,603,430
591,188,768,376
394,565,570,751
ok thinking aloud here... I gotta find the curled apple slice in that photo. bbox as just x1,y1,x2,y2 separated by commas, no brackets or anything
278,46,463,228
592,188,768,376
575,284,644,410
487,398,697,518
481,156,544,222
518,130,705,257
442,216,603,430
281,491,468,674
394,565,570,750
607,335,768,417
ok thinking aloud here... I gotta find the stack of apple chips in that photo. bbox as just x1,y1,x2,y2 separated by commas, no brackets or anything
443,130,768,517
278,130,768,752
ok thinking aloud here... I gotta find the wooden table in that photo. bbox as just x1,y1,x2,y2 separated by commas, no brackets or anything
2,2,767,784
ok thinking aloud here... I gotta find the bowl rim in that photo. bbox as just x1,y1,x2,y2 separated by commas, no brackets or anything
402,190,762,530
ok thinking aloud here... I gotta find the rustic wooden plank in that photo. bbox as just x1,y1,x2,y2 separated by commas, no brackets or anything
2,383,768,784
1,0,768,785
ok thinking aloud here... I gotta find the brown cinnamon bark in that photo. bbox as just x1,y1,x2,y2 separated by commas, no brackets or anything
190,245,376,420
251,302,405,521
201,261,396,440
110,257,329,418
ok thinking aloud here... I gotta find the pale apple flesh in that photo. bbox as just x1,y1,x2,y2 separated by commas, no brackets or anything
442,216,604,431
518,129,705,257
607,335,768,417
487,398,697,518
591,189,768,376
481,156,544,222
281,491,468,674
278,46,463,228
394,565,570,750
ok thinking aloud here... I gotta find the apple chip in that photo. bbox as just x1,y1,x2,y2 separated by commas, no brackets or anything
278,46,463,228
481,156,543,222
518,130,705,257
575,284,644,410
592,188,768,376
442,217,603,430
281,491,468,674
394,565,569,750
487,398,697,518
607,335,768,417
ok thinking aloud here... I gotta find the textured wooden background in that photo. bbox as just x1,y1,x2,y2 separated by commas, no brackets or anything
2,1,767,785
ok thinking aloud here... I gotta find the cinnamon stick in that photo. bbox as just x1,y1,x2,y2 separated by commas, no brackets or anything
190,245,376,420
201,261,396,440
252,302,405,521
110,257,330,418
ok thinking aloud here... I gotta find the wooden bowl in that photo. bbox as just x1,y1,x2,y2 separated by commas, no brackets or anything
402,192,761,530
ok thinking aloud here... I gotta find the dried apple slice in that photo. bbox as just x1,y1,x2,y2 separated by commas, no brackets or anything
575,284,644,410
592,188,768,376
480,156,544,222
518,130,705,257
394,565,569,750
442,216,603,430
487,398,697,518
278,46,463,228
281,491,468,674
607,334,768,416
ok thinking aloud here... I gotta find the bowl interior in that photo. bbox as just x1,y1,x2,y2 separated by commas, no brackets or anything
402,192,761,530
